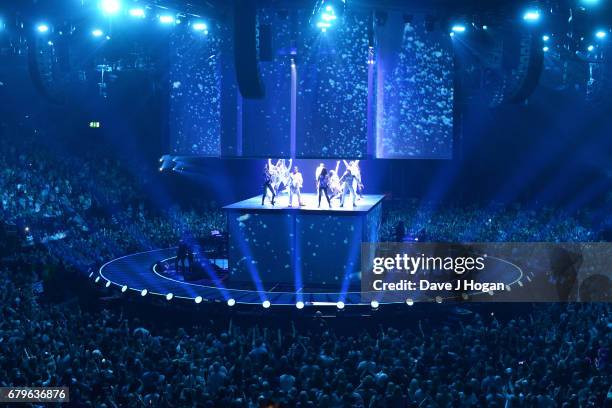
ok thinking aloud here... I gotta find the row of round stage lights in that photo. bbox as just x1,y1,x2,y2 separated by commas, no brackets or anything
89,274,422,308
100,273,441,307
449,8,610,54
32,0,209,41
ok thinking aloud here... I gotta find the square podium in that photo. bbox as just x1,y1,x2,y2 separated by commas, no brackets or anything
224,194,384,288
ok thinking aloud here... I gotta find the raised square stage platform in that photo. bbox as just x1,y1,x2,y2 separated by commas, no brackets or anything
224,194,384,288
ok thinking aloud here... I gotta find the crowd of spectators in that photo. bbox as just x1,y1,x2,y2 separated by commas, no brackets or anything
1,133,609,407
380,201,598,243
0,133,224,274
1,268,609,407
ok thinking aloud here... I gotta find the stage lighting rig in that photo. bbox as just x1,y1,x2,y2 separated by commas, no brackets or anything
36,24,50,33
129,8,146,18
100,0,121,15
159,14,176,25
451,24,467,33
311,0,346,32
522,9,541,22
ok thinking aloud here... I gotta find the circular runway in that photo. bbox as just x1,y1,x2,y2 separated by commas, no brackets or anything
97,248,524,307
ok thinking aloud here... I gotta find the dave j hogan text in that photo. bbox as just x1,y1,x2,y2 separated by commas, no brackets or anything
371,279,506,292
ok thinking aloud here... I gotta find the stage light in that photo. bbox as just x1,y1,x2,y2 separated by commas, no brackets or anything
336,301,345,310
101,0,121,15
129,8,145,18
542,35,550,41
47,41,54,46
543,46,549,52
141,289,148,296
195,296,203,304
166,293,174,300
105,281,111,288
370,300,379,309
523,10,541,22
314,1,341,32
482,25,488,30
92,29,104,37
587,44,595,51
25,226,30,232
581,0,600,5
451,25,466,33
449,32,455,37
159,15,175,25
159,167,163,172
317,21,332,30
595,30,606,39
296,301,305,309
227,298,236,306
192,22,208,32
406,298,414,306
262,300,271,308
95,277,101,283
121,285,128,292
37,24,50,33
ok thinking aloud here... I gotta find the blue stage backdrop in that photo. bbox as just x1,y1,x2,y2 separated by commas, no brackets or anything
167,12,453,160
169,27,223,156
296,10,370,159
241,9,293,157
375,13,454,159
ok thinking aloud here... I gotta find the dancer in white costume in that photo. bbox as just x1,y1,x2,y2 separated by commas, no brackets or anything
339,168,357,207
343,159,364,199
268,158,292,194
328,161,342,199
288,166,305,207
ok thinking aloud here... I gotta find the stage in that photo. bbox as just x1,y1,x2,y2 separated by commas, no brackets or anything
224,193,385,213
96,247,524,307
224,194,385,286
94,196,527,308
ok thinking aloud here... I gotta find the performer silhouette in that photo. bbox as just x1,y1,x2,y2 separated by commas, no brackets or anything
317,164,332,208
262,163,276,206
175,240,189,274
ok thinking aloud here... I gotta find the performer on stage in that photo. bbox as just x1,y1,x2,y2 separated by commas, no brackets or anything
288,166,305,207
339,168,357,207
175,240,189,274
262,162,276,206
315,163,325,191
328,161,342,199
344,159,364,199
317,164,332,208
269,158,292,194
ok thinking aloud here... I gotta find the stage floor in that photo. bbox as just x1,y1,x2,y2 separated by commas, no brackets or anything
223,193,385,213
96,248,524,307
